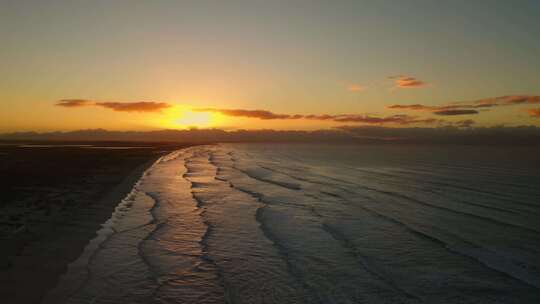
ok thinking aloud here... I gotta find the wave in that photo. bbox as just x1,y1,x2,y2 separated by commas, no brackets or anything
47,144,540,303
218,145,540,294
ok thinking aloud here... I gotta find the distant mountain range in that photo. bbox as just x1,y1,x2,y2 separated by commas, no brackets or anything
2,126,540,145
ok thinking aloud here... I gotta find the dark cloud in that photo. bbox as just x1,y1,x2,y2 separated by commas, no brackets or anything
388,103,489,111
479,95,540,106
389,75,427,88
56,99,94,107
332,115,407,124
387,104,435,111
197,108,439,125
95,102,171,112
195,108,295,120
56,100,171,112
433,109,479,116
388,95,540,117
332,114,441,125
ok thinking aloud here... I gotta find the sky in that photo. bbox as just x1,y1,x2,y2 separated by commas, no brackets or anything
1,0,540,132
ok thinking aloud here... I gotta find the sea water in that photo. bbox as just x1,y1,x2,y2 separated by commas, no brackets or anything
44,144,540,303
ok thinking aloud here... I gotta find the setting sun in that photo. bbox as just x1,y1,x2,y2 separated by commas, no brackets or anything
176,111,213,127
2,2,540,303
154,106,224,129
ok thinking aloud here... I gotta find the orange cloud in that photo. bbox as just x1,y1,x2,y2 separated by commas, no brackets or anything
348,84,365,92
56,100,171,112
528,108,540,117
304,114,336,120
389,75,427,88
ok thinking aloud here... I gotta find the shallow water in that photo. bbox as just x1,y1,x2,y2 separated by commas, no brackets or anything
45,144,540,303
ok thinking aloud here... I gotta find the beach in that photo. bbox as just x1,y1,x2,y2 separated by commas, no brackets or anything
37,143,540,304
0,141,194,304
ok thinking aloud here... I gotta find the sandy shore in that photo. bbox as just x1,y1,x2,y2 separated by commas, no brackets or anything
0,142,194,304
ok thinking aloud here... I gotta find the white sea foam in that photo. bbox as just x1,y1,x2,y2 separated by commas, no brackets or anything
45,144,540,303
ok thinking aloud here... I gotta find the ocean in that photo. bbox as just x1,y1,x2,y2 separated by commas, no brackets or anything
43,144,540,303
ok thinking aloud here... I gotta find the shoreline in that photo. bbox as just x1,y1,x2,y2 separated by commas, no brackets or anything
40,153,167,304
0,143,195,304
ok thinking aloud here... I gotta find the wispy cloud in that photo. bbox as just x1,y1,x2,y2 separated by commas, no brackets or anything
387,104,434,111
467,95,540,106
95,102,170,112
433,109,479,116
196,108,439,125
389,75,427,89
331,114,440,125
387,104,480,116
387,95,540,116
56,99,171,112
195,108,298,120
528,108,540,117
347,84,365,92
387,104,489,111
56,99,94,107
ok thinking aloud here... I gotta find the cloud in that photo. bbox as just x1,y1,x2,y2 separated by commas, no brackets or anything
56,99,94,107
197,108,440,125
388,95,540,116
388,104,480,116
95,102,170,112
331,114,441,125
56,100,171,112
304,114,336,120
389,75,427,89
489,95,540,105
387,104,486,112
433,109,479,116
388,103,492,112
452,95,540,107
348,84,365,92
195,108,297,120
332,115,406,123
387,104,435,111
528,108,540,117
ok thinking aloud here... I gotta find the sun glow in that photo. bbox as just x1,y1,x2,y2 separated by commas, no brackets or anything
154,105,224,129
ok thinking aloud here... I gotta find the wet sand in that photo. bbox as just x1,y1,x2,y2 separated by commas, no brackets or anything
0,141,196,304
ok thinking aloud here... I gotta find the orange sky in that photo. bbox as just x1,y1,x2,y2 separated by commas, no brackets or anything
1,1,540,132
